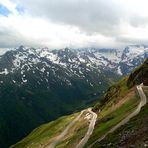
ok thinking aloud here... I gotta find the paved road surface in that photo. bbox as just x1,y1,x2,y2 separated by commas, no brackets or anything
88,84,147,148
76,108,97,148
46,111,84,148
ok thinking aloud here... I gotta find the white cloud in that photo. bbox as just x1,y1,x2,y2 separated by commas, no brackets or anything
0,0,148,48
0,14,116,48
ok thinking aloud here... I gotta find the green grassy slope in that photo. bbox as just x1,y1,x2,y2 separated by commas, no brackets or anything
86,59,148,147
86,85,139,147
95,102,148,148
127,58,148,87
11,110,90,148
11,113,79,148
56,110,89,148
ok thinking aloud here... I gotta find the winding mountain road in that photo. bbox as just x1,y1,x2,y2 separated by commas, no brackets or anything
76,108,97,148
46,111,84,148
88,84,147,148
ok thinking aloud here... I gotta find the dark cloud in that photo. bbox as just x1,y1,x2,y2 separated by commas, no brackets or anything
0,26,41,48
116,35,148,45
18,0,125,36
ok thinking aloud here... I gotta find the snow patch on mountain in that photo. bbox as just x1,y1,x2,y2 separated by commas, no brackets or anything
0,45,147,80
0,68,9,75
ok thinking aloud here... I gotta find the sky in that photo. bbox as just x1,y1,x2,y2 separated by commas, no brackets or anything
0,0,148,49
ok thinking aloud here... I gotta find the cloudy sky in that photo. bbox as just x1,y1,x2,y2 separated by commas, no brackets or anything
0,0,148,49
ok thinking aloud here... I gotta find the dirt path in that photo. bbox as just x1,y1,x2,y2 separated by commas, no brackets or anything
46,111,84,148
76,108,97,148
88,84,147,148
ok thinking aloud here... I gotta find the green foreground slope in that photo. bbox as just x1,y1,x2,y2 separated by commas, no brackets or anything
96,90,148,148
10,113,79,148
11,110,90,148
85,80,140,147
86,59,148,147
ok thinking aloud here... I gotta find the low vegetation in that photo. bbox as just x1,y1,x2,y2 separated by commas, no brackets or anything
11,110,90,148
11,113,79,148
86,88,139,147
86,59,148,147
56,110,89,148
127,59,148,87
95,101,148,147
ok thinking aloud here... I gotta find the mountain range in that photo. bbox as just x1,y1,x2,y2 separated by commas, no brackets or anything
0,45,147,148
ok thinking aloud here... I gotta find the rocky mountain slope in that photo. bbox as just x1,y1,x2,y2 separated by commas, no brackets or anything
11,59,148,148
1,45,147,76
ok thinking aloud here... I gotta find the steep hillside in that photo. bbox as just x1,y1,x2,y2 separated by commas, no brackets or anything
94,58,148,112
95,99,148,148
11,110,90,148
127,58,148,87
86,80,139,147
86,58,148,147
11,59,148,148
